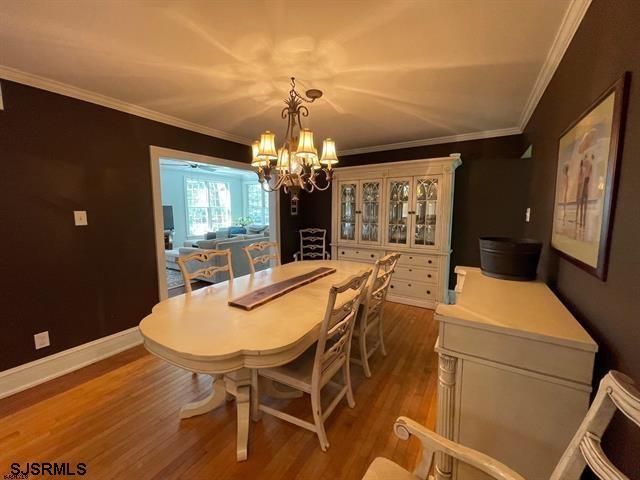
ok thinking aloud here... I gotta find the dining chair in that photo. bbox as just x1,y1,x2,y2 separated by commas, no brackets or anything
362,370,640,480
243,241,281,274
293,228,330,261
176,249,234,293
352,252,401,378
251,268,372,451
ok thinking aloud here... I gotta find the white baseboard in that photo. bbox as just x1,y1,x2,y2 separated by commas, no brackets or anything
0,327,143,400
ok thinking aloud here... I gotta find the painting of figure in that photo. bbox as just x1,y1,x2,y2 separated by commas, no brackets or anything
551,73,629,280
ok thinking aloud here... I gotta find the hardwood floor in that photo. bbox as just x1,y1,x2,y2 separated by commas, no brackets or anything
0,302,438,480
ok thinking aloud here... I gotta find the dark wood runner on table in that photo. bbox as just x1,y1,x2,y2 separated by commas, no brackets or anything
228,267,337,311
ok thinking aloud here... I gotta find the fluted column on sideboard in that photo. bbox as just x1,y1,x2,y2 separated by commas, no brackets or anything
436,352,458,480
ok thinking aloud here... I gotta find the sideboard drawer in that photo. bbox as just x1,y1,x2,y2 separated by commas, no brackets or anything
338,247,380,262
395,252,439,268
389,279,437,300
394,265,438,284
440,322,595,385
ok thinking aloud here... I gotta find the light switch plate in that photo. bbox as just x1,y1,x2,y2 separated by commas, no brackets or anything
34,331,50,350
74,210,88,226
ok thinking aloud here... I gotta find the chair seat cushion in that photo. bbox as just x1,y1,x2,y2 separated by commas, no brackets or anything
362,457,418,480
259,346,317,392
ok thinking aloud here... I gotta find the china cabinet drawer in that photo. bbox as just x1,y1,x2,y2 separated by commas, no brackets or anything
395,252,439,268
394,265,438,284
388,279,437,300
337,247,380,262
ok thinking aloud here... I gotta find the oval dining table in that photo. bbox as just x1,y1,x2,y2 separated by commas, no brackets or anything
139,259,372,461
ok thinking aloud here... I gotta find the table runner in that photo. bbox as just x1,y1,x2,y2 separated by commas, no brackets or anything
228,267,336,311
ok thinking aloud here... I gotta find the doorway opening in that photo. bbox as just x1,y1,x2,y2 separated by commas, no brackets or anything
150,146,279,300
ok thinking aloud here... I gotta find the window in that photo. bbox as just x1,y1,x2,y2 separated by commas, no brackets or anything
185,177,231,236
244,183,269,225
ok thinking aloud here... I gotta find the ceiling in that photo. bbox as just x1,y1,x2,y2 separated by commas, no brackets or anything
160,158,255,179
0,0,588,154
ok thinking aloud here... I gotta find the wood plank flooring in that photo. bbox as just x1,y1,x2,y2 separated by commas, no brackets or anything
0,302,439,480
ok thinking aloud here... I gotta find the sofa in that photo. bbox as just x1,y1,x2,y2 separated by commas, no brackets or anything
176,235,272,283
204,225,269,241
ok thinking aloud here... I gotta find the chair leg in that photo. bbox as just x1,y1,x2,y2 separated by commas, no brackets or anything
250,369,261,421
378,311,387,357
343,362,356,408
359,327,372,378
311,387,330,451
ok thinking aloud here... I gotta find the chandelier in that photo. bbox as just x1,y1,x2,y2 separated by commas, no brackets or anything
251,77,338,199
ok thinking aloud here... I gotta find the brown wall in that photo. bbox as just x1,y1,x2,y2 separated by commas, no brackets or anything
283,135,531,286
0,80,250,371
522,0,639,474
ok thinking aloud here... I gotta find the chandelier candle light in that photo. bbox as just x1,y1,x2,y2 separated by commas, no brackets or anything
252,77,339,200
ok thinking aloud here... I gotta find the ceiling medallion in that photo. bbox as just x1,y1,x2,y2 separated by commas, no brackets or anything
251,77,338,200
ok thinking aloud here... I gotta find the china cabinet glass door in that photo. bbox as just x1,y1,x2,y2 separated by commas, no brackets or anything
339,182,357,242
386,178,411,246
412,176,439,247
359,180,382,243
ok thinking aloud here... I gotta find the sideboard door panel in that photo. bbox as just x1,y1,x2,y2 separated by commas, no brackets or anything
455,360,590,480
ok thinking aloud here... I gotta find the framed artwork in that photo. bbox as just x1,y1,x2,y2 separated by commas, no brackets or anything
551,72,630,280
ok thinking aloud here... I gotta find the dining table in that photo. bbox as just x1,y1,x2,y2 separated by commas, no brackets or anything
138,259,372,461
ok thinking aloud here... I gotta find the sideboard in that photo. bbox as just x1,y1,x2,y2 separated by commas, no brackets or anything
433,267,598,480
330,154,461,309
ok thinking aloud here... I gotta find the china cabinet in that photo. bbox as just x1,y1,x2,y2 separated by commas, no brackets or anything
331,154,461,308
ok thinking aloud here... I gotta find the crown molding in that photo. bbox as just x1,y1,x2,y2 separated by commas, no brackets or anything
338,127,522,156
0,65,252,145
518,0,592,129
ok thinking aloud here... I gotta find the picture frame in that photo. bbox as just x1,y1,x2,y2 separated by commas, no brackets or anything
551,72,630,280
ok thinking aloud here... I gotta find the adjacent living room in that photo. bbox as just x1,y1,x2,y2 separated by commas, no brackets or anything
160,158,273,297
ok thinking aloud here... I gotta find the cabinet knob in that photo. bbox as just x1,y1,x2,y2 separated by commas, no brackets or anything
427,290,431,295
427,273,432,278
390,285,394,289
370,254,374,258
408,283,412,287
428,260,432,264
341,251,345,255
409,268,413,272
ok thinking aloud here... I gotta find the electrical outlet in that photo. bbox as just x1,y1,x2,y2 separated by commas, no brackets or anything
34,331,50,350
74,210,88,226
525,207,531,223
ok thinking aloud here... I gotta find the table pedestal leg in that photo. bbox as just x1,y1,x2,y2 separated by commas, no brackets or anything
224,369,252,462
179,370,252,461
179,375,226,419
